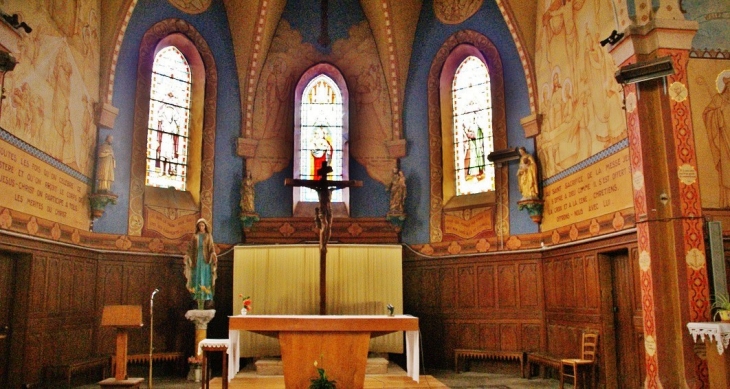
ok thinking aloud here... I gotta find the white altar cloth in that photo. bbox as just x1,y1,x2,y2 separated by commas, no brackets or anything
197,338,233,382
228,314,420,383
687,322,730,355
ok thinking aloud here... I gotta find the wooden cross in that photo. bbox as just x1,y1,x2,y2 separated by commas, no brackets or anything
285,162,362,314
318,0,330,47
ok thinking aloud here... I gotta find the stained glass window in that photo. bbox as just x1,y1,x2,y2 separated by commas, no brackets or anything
299,74,343,202
145,46,191,190
452,56,494,195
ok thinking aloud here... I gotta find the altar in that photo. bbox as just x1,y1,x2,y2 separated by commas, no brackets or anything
232,244,404,356
228,315,420,389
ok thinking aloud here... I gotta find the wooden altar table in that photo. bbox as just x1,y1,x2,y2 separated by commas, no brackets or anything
228,315,420,389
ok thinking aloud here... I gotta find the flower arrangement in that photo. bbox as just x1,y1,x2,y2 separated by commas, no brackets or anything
189,285,212,310
239,294,252,313
309,359,336,389
187,355,202,367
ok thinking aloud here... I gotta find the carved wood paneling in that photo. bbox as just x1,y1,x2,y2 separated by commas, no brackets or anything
0,234,195,387
461,322,480,348
497,264,516,308
477,265,495,308
521,324,541,352
480,323,499,349
500,324,518,350
422,268,439,310
519,263,538,308
441,268,456,309
457,266,476,308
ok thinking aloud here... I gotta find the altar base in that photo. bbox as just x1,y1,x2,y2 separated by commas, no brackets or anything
98,377,144,388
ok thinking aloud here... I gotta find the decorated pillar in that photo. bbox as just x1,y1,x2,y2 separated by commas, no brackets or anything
609,13,711,388
184,309,215,357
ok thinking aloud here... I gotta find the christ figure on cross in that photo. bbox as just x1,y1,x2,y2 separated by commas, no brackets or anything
285,161,362,314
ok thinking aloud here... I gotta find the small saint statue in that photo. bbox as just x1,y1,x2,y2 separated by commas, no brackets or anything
386,168,407,214
96,135,116,193
517,147,539,200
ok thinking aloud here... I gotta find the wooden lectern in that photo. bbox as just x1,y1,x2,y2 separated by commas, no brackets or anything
99,305,144,388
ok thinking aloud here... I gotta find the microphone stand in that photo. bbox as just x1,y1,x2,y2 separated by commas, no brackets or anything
149,288,159,388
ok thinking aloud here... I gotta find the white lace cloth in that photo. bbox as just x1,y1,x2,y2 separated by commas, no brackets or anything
198,338,233,382
687,322,730,355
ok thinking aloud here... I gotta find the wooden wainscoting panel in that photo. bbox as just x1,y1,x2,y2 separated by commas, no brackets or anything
460,322,480,348
521,324,541,352
519,262,539,308
47,255,62,313
497,264,516,308
100,264,124,304
440,267,456,310
422,268,440,310
499,324,519,350
480,323,499,349
572,256,586,308
457,266,476,308
476,265,495,308
585,254,600,309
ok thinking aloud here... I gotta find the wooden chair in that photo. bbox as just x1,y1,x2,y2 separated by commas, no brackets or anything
559,332,599,389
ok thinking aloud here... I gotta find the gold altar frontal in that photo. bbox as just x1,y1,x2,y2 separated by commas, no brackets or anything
229,315,419,389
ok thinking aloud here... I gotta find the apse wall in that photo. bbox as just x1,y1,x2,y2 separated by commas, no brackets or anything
402,0,534,244
93,0,244,244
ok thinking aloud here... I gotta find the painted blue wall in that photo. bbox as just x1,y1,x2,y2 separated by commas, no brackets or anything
94,0,536,245
256,0,391,218
93,0,243,244
401,0,536,244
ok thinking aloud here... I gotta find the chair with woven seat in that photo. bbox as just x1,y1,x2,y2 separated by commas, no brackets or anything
559,332,599,389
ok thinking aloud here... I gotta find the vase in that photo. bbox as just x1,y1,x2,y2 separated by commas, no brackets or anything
240,308,247,315
194,366,202,382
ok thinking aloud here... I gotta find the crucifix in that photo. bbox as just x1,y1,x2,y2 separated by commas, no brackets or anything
285,162,362,314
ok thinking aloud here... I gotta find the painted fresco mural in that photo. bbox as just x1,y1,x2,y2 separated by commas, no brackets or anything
535,0,633,231
0,0,99,176
0,0,98,230
686,1,730,219
249,19,396,186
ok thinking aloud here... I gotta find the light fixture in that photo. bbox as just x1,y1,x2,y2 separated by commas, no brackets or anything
615,56,675,85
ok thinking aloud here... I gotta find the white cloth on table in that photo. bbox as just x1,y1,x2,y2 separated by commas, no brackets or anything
687,322,730,355
228,330,240,381
405,330,420,383
198,338,233,382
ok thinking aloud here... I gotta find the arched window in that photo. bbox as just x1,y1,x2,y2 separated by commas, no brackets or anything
429,36,507,243
293,63,350,216
146,46,191,190
452,56,494,195
128,22,217,238
299,74,344,201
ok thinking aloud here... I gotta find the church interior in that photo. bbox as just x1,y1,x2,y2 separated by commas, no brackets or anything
0,0,729,388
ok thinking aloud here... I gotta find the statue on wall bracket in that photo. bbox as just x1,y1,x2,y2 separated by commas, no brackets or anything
386,168,407,231
516,147,543,224
90,135,118,219
239,171,259,229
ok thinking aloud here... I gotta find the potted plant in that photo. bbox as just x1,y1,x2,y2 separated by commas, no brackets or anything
187,355,202,382
310,360,336,389
711,294,730,322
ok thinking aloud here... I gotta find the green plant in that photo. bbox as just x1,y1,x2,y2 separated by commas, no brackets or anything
711,294,730,320
309,360,336,389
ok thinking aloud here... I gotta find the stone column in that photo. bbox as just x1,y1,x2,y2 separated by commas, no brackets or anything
609,15,711,388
